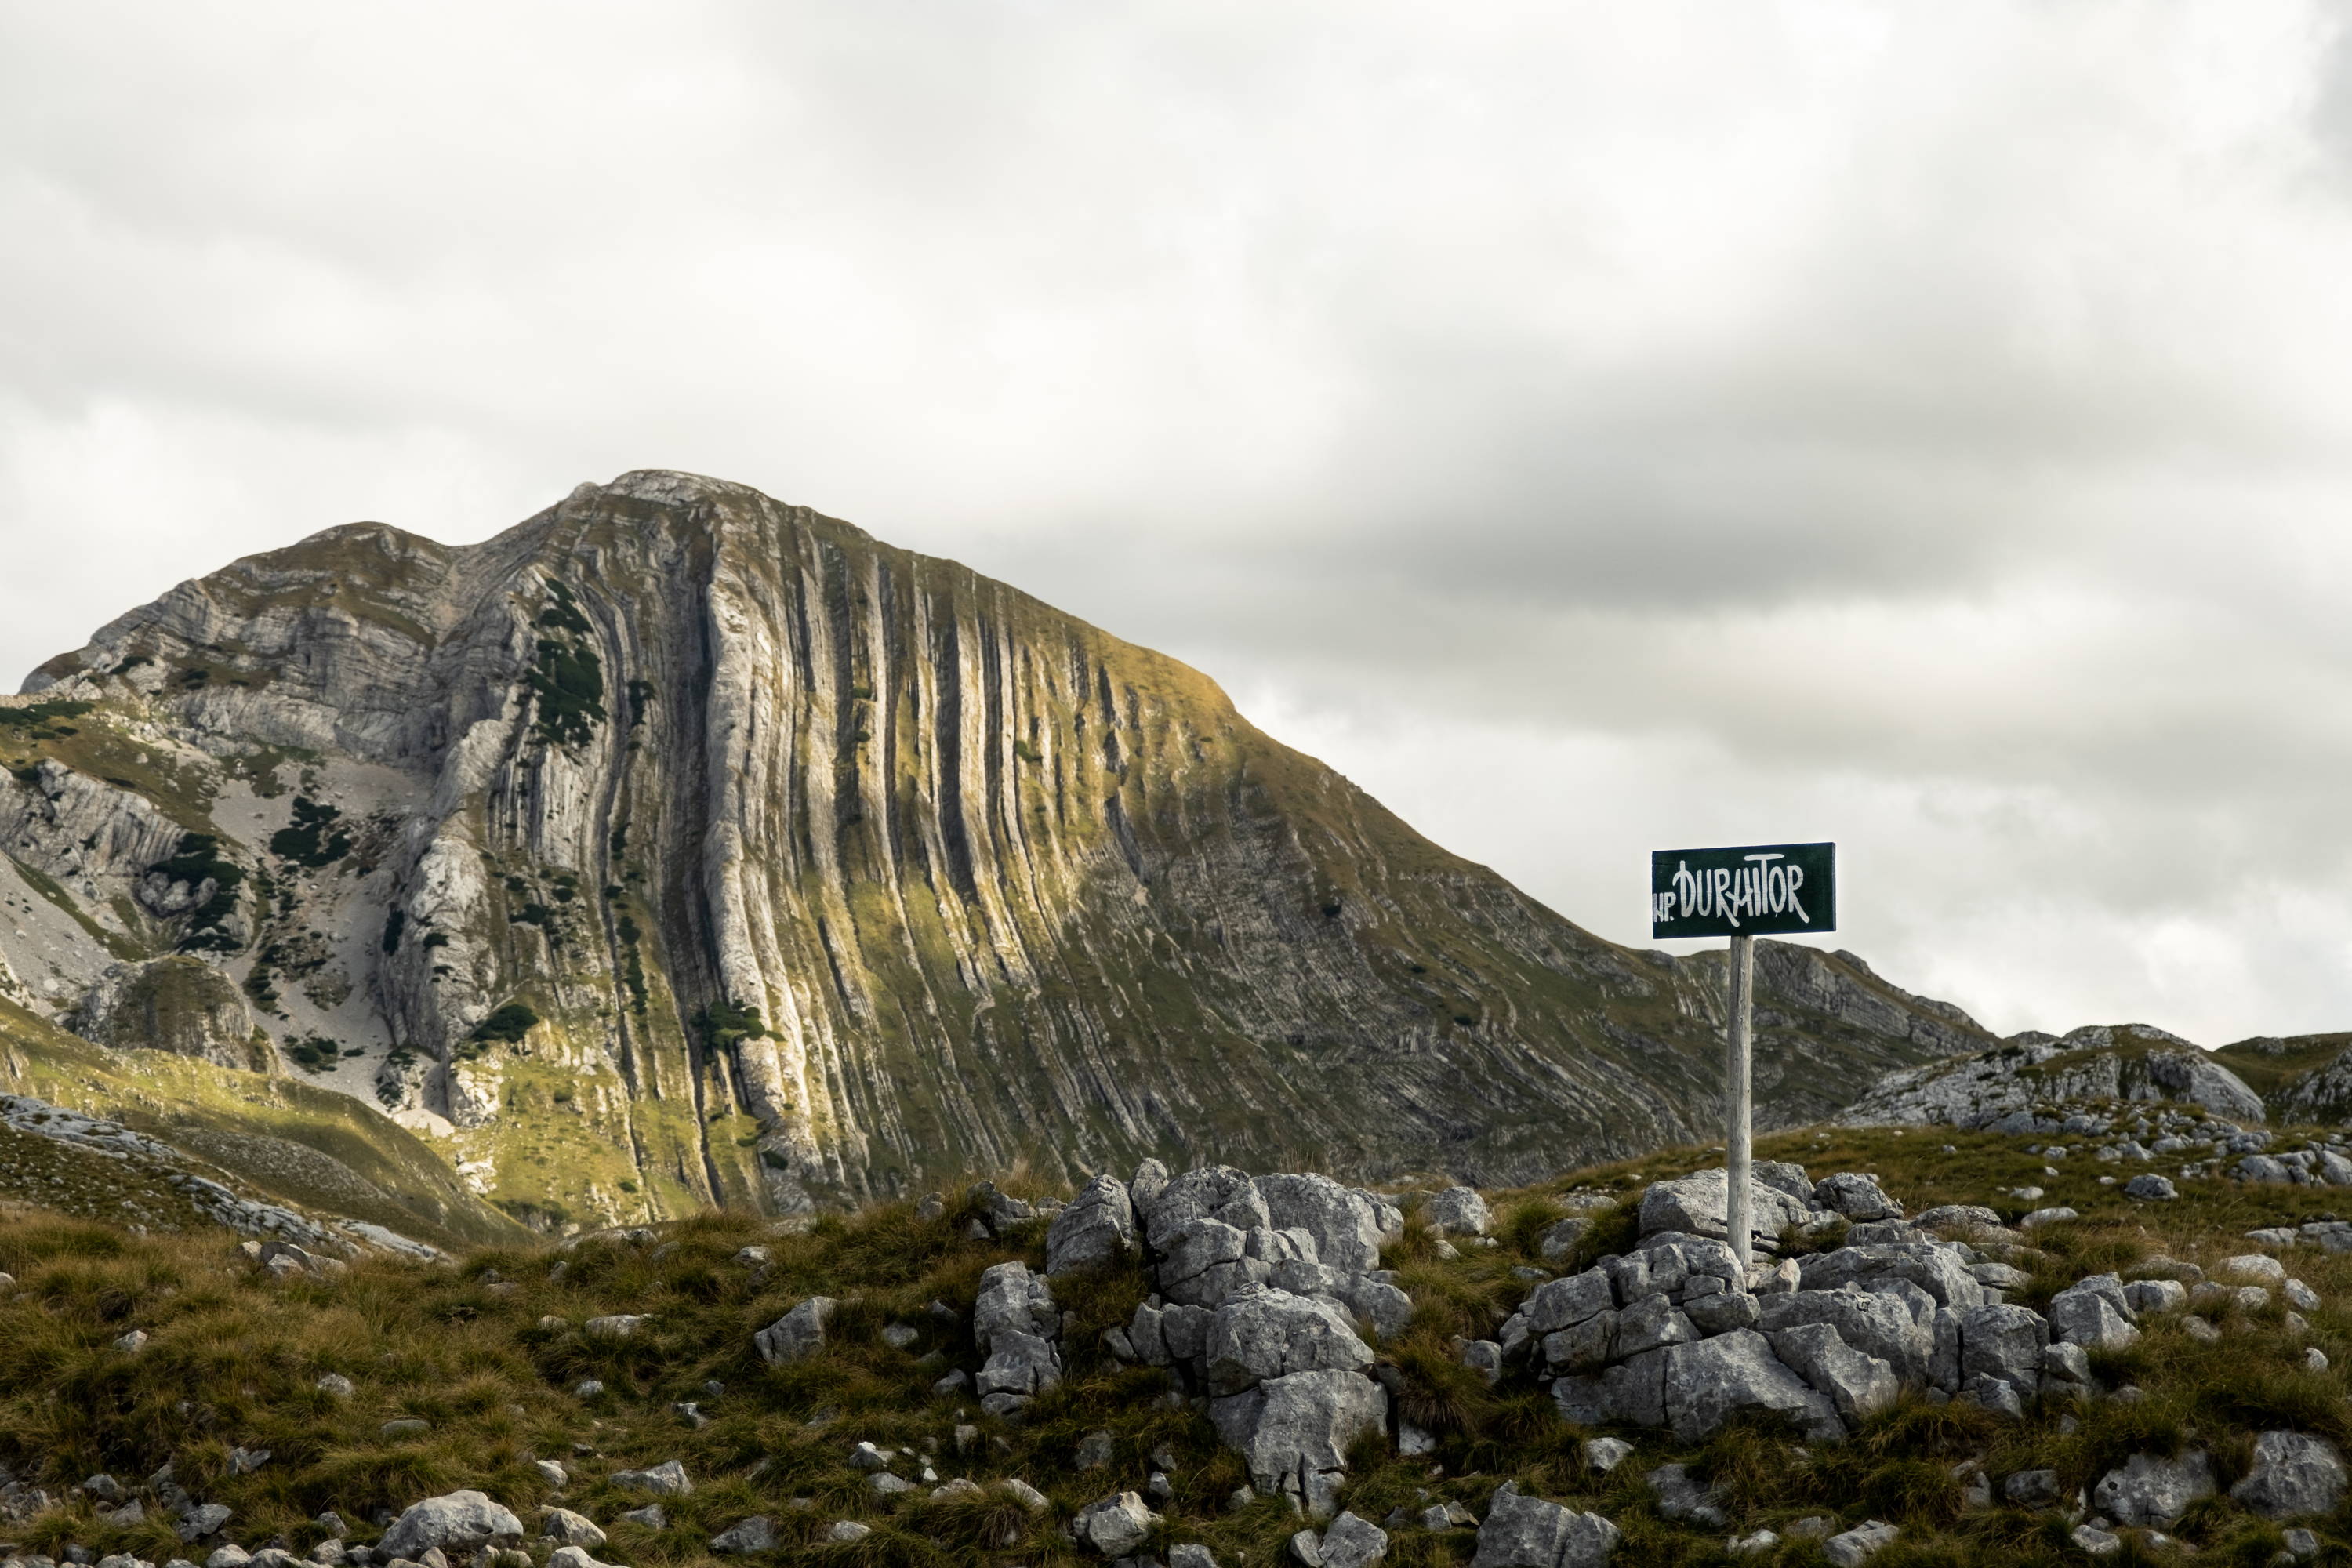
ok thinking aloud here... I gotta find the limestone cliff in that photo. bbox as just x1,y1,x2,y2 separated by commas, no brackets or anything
3,471,1984,1229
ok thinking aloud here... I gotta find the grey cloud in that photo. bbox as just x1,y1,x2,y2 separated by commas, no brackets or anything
5,0,2351,1042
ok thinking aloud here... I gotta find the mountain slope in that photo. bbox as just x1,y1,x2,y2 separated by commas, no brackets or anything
2,470,1984,1226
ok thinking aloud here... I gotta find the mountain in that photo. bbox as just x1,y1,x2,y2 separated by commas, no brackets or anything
1,470,1983,1232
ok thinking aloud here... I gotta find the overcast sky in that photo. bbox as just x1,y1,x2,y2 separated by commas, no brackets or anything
5,1,2351,1046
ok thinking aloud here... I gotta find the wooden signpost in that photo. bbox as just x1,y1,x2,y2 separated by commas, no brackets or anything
1650,841,1837,1269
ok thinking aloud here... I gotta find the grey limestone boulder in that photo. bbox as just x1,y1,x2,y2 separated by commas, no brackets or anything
1469,1483,1620,1568
1538,1218,1590,1263
975,1260,1059,1346
1258,1174,1398,1273
977,1329,1062,1415
1663,1329,1842,1442
2125,1174,2178,1201
1552,1348,1667,1428
539,1511,605,1548
2229,1432,2347,1519
1327,1272,1414,1344
547,1549,624,1568
1209,1367,1388,1519
1958,1304,2049,1395
1160,1218,1269,1308
1799,1243,1984,1311
176,1504,231,1542
1425,1186,1491,1236
1759,1287,1933,1385
2092,1451,2216,1527
2046,1288,2140,1352
2123,1278,2187,1316
612,1460,692,1497
1047,1174,1136,1276
377,1493,524,1560
1767,1322,1897,1425
1318,1511,1388,1568
708,1518,775,1555
1911,1204,2002,1233
1073,1492,1160,1556
753,1296,835,1365
1813,1174,1902,1221
1522,1269,1614,1334
1639,1170,1810,1246
1822,1520,1897,1566
1611,1294,1697,1359
1203,1289,1374,1396
1143,1166,1269,1250
1755,1160,1814,1200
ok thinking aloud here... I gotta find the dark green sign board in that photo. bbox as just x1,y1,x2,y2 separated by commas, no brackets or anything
1651,841,1835,940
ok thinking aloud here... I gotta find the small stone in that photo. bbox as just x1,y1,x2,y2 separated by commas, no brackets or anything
610,1460,692,1497
1318,1512,1387,1568
113,1330,149,1353
848,1442,891,1472
826,1522,871,1543
1425,1186,1491,1236
1076,1430,1116,1468
314,1374,354,1399
1583,1436,1634,1473
531,1461,566,1489
1170,1548,1220,1568
2283,1526,2321,1559
2124,1174,2176,1201
2071,1525,2122,1557
1728,1530,1779,1556
1074,1493,1160,1557
621,1505,667,1530
707,1518,775,1555
176,1504,231,1542
882,1323,920,1350
1822,1520,1897,1567
868,1473,916,1498
2285,1279,2322,1312
2220,1254,2288,1285
572,1380,604,1399
753,1298,837,1365
538,1511,604,1549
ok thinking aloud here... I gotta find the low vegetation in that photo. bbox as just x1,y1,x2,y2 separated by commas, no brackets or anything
0,1123,2346,1567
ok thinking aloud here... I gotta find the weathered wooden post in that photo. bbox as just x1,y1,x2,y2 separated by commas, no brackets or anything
1650,840,1837,1274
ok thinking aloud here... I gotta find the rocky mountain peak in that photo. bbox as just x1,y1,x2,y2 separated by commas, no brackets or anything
2,474,1982,1232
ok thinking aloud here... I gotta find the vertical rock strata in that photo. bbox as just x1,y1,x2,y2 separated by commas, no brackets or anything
4,471,1981,1225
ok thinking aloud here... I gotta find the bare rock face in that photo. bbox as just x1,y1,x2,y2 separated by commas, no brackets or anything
6,472,1978,1222
1842,1024,2266,1132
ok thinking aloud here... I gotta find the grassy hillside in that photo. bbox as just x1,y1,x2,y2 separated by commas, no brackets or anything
0,996,526,1251
0,1122,2345,1568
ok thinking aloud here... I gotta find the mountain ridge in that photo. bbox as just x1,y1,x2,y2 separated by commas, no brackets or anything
2,470,1984,1230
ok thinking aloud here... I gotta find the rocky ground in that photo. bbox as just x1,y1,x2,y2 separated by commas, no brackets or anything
0,1096,2347,1568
